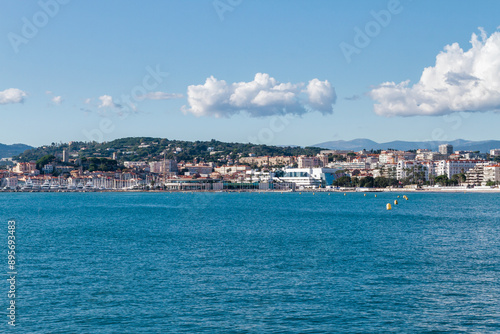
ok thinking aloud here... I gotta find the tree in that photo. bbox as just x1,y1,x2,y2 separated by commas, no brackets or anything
435,175,449,186
333,176,352,187
36,154,56,170
359,176,374,188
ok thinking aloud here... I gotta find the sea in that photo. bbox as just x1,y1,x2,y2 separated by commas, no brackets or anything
1,191,499,333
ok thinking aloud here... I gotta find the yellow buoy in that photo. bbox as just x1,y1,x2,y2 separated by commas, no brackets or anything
386,203,392,210
364,193,366,197
397,195,400,198
344,193,346,196
374,194,377,198
328,193,331,196
313,192,315,195
299,192,301,195
394,200,398,205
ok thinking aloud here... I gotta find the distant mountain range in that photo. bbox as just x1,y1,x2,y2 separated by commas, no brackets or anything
0,143,33,159
313,139,500,153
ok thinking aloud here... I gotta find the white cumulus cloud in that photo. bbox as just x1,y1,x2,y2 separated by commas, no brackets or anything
0,88,27,105
182,73,336,117
370,28,500,116
306,79,336,113
98,95,121,109
52,96,62,105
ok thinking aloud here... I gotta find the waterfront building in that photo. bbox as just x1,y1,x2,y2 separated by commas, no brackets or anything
465,163,490,186
396,161,429,181
483,164,500,184
436,160,482,179
279,167,338,188
2,177,18,189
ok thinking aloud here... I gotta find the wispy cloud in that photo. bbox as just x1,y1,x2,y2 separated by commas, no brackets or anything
137,92,183,100
0,88,27,105
370,28,500,116
345,95,361,101
182,73,336,117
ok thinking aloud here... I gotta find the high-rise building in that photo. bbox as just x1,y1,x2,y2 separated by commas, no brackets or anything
439,144,453,155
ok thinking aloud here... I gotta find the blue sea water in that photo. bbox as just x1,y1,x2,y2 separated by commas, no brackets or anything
1,191,500,333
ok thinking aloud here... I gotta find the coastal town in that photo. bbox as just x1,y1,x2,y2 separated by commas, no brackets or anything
1,140,500,192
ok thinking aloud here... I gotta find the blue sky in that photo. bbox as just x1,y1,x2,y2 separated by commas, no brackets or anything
1,0,500,147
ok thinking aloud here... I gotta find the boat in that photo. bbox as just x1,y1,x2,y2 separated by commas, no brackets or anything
41,180,51,190
49,182,60,190
21,178,33,191
84,180,94,190
76,182,84,190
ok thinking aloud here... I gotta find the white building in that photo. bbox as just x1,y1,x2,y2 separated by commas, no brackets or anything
465,163,490,186
279,167,338,188
439,144,453,155
297,156,321,168
124,161,149,169
215,165,250,175
436,160,481,178
484,164,500,184
416,151,448,161
149,160,178,174
490,149,500,157
2,177,18,189
328,161,369,170
396,161,429,181
13,162,37,174
42,164,54,174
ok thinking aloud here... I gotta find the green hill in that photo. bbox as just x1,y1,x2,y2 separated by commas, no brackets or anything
0,143,33,159
14,137,322,165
